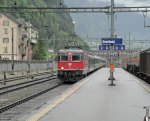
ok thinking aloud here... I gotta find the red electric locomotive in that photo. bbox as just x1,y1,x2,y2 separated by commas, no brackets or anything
57,47,105,82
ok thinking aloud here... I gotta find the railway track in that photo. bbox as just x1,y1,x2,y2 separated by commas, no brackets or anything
0,73,61,114
0,71,55,84
0,74,57,95
0,82,63,113
0,69,100,120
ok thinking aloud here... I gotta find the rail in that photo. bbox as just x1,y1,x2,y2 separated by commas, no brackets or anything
0,74,57,95
0,82,63,113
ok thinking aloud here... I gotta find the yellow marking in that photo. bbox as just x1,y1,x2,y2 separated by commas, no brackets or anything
26,76,91,121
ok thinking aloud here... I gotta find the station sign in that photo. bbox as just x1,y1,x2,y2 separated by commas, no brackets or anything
99,45,110,50
101,38,123,45
115,45,125,50
99,45,125,51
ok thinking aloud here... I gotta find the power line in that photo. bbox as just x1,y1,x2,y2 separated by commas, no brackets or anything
0,6,150,13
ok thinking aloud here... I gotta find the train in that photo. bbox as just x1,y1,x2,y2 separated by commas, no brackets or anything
57,46,106,82
122,48,150,83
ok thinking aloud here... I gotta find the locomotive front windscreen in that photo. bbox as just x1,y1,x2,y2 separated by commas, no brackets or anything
60,53,68,61
72,53,80,61
72,53,83,61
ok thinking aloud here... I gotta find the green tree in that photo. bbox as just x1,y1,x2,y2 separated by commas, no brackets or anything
0,0,89,60
32,39,47,60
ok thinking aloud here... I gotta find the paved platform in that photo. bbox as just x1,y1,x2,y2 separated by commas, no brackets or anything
26,68,150,121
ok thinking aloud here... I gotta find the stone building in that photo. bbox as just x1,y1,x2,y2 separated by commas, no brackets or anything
0,13,38,60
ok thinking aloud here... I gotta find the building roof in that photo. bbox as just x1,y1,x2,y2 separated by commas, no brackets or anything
0,12,21,25
0,12,38,31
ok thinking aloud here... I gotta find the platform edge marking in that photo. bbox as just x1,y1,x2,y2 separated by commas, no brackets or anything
26,76,92,121
122,69,150,93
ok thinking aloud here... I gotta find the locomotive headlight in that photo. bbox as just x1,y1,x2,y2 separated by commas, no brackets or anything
61,67,64,70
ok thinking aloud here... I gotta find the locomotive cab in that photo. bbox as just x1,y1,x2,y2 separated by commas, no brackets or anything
57,49,87,82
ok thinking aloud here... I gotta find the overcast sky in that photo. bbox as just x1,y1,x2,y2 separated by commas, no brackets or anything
64,0,150,49
65,0,150,7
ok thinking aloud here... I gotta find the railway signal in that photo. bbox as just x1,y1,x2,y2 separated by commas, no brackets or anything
117,51,119,57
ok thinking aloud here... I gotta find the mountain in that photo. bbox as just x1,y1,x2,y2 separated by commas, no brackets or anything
64,0,150,49
0,0,89,59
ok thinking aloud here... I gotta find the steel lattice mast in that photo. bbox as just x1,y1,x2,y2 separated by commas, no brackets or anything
0,6,150,13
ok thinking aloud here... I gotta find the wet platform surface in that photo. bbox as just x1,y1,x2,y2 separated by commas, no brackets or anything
26,68,150,121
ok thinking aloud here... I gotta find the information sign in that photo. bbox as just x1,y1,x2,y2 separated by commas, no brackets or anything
102,38,123,45
99,45,125,51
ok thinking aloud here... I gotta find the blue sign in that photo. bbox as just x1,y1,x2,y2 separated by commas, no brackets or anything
114,45,125,50
102,38,123,45
99,45,125,51
99,45,110,50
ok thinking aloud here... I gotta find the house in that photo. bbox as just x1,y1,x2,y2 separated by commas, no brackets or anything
0,13,38,60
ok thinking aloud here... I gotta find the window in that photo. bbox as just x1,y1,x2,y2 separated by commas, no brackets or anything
81,54,84,60
3,38,9,43
60,53,68,61
72,53,80,61
4,47,8,53
3,20,9,26
57,54,60,61
4,28,8,34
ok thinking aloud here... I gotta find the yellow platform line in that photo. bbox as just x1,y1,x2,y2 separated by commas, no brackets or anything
26,76,91,121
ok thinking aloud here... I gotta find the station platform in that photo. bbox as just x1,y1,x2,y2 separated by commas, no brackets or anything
26,68,150,121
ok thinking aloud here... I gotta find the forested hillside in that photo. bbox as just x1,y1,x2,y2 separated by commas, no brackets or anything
0,0,89,60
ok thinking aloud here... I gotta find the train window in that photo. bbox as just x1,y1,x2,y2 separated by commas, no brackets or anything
72,53,80,61
81,54,84,60
56,54,60,61
61,53,68,61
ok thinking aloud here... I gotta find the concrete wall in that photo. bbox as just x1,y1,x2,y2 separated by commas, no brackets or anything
0,60,53,74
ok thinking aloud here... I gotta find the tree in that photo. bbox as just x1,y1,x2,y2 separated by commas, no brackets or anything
32,39,47,60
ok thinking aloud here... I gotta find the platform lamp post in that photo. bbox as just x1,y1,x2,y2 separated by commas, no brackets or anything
72,21,79,47
72,21,76,37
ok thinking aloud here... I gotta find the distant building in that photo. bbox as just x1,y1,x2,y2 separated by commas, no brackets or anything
0,13,38,60
17,19,38,60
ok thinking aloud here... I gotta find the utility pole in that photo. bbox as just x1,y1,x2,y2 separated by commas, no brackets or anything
53,33,56,52
129,32,131,56
27,20,31,74
108,0,115,86
11,28,14,75
111,0,115,38
43,25,49,61
52,33,56,72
